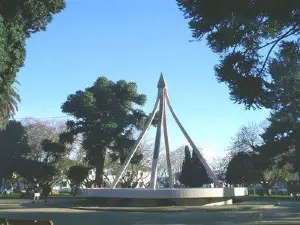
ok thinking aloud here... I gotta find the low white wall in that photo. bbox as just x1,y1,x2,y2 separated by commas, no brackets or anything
82,187,248,199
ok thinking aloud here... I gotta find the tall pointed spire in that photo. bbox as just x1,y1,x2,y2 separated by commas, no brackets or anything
157,73,166,88
110,73,221,189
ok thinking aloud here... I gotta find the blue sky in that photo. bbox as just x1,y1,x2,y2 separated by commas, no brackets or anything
15,0,269,159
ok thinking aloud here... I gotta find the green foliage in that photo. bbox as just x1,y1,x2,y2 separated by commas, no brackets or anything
18,119,70,185
22,119,65,161
177,0,300,109
0,120,30,158
179,146,192,186
0,0,65,127
179,146,211,187
61,77,148,186
226,123,294,188
109,133,143,165
67,165,90,186
0,84,20,129
67,165,90,195
190,150,211,187
226,152,260,186
260,43,300,175
178,0,300,180
0,120,30,180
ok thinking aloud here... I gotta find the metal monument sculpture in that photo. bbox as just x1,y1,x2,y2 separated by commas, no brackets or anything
110,74,220,189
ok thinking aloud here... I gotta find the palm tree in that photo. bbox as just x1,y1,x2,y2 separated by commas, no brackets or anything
0,81,20,129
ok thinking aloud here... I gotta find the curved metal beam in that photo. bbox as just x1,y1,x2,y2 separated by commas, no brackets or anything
110,92,160,188
165,92,221,188
163,89,174,188
149,88,165,189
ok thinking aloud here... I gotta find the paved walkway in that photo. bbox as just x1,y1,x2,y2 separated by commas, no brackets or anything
0,198,300,224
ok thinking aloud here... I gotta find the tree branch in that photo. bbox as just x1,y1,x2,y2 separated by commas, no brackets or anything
258,26,299,77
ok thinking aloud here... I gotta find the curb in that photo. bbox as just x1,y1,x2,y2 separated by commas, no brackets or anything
71,205,278,213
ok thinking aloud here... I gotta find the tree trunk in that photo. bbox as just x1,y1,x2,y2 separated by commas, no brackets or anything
262,183,270,196
0,178,4,191
95,153,106,187
294,128,300,180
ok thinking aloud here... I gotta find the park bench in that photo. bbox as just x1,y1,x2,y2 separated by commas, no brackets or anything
0,218,53,225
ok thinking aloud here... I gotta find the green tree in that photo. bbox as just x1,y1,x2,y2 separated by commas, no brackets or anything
260,43,300,175
179,146,211,187
23,118,66,161
190,149,211,187
109,133,146,188
61,77,148,186
179,146,192,187
226,122,294,194
17,135,69,186
0,85,20,129
0,0,65,127
177,0,300,108
177,1,300,176
0,120,30,192
67,165,90,195
226,152,260,187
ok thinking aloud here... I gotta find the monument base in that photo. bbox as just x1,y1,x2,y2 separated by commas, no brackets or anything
82,187,248,207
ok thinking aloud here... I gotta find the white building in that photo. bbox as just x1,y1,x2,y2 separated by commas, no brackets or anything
52,168,151,192
89,169,151,188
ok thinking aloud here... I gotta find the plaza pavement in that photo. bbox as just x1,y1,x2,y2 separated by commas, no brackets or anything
0,198,300,225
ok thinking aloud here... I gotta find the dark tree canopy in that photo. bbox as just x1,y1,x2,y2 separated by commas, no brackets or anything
190,150,211,187
67,165,90,195
23,118,66,161
179,145,193,186
260,43,300,175
0,120,30,180
0,0,65,127
109,132,143,165
177,0,300,109
226,152,259,186
179,146,211,187
61,77,148,186
177,0,300,176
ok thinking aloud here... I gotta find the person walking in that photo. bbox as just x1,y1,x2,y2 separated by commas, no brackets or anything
32,183,40,203
41,183,51,203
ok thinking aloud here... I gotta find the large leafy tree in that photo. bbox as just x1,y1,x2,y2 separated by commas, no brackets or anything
109,133,145,188
226,122,294,194
22,118,66,161
226,152,259,187
19,119,70,185
226,151,293,194
17,137,68,185
260,43,300,175
0,120,30,184
177,2,300,175
177,0,300,108
61,77,148,186
0,0,65,128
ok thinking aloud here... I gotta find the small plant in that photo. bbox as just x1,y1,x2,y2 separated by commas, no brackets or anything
1,219,10,225
253,212,264,225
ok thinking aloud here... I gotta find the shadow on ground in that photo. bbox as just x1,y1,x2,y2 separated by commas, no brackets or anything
0,199,300,225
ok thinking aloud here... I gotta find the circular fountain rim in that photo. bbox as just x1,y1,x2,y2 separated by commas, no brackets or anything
82,187,248,199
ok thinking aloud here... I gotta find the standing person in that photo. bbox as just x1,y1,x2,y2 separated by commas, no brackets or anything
32,183,40,203
42,183,51,203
